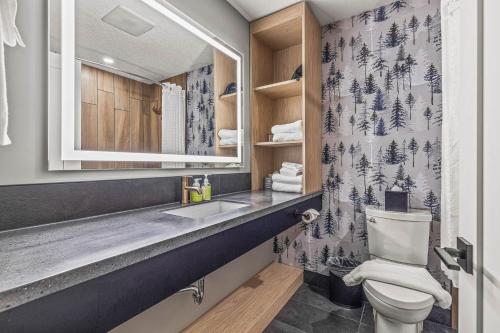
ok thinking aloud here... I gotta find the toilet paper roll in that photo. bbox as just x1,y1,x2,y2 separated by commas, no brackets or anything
301,208,320,224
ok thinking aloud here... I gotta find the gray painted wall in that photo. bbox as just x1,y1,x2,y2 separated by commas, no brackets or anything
0,0,250,185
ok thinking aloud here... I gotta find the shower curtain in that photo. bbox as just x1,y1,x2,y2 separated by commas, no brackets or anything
161,83,186,169
440,0,460,287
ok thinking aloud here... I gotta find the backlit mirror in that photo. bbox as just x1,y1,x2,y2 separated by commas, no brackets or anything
48,0,243,170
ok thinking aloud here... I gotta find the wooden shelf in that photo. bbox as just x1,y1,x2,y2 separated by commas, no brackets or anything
219,92,237,104
183,263,303,333
254,79,302,99
254,140,302,147
217,144,237,148
253,16,302,50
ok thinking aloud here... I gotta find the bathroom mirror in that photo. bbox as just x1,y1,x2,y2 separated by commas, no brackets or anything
48,0,243,170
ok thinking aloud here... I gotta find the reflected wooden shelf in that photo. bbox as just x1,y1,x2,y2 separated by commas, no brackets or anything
217,144,238,148
219,92,237,104
254,140,302,148
254,79,302,99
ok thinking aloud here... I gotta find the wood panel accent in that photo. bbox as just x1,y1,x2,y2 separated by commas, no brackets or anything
81,103,98,169
81,65,97,104
80,65,163,169
214,49,237,157
97,90,115,168
114,75,130,111
250,3,321,193
97,69,114,93
302,3,322,193
452,286,458,330
163,73,187,91
183,263,303,333
115,109,131,169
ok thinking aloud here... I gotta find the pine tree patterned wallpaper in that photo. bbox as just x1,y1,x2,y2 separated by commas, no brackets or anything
273,0,449,288
186,64,215,156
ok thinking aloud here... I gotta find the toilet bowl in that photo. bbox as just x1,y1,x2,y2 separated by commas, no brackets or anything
364,206,436,333
363,277,434,333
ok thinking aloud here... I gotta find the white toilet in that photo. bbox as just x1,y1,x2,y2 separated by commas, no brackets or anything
364,206,436,333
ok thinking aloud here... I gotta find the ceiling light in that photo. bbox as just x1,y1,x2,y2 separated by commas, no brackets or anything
102,57,115,64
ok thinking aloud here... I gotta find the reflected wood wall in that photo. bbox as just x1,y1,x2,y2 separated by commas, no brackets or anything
80,64,162,169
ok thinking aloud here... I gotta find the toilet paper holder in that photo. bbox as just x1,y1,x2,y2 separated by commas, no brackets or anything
293,208,319,223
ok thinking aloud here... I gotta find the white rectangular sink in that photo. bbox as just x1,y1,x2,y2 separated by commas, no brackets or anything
163,201,250,219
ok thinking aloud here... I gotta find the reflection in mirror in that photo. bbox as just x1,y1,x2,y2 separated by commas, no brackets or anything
49,0,241,169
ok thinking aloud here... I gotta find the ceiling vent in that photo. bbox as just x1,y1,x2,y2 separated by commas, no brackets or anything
101,6,154,37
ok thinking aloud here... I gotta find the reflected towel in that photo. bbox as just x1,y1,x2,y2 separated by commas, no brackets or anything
272,173,302,185
0,0,25,145
218,129,237,139
271,120,302,134
282,162,303,171
272,132,302,142
219,137,237,145
343,259,452,309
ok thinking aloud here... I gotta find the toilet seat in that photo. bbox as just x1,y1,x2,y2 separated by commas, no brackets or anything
364,279,435,310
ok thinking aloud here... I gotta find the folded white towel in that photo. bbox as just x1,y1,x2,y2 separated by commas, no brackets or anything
272,132,302,142
343,259,452,309
218,129,237,139
272,181,302,193
219,137,237,145
271,120,302,134
272,173,302,185
0,0,25,146
282,162,303,171
279,167,302,177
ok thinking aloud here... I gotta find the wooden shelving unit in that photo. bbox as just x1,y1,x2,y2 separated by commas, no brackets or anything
254,140,302,147
214,50,238,155
254,79,302,99
219,92,237,104
251,2,321,194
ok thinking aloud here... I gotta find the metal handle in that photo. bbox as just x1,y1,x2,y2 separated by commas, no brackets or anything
434,237,473,274
434,247,461,271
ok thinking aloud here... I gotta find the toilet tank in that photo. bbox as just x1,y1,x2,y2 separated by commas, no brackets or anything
365,206,432,266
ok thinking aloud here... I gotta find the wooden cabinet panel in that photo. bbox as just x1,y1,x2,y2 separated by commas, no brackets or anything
81,65,97,105
130,81,144,100
115,109,131,169
97,90,115,169
130,98,144,152
97,69,114,93
114,75,130,111
81,103,99,169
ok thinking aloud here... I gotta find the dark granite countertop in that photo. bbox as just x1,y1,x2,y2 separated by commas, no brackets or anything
0,190,321,312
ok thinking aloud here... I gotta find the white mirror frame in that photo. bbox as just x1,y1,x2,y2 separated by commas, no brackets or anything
57,0,242,164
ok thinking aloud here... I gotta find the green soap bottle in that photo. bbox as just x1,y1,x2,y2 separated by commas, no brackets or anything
202,174,212,201
190,178,203,203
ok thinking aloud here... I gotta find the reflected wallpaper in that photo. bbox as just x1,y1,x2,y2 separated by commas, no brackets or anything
274,0,448,288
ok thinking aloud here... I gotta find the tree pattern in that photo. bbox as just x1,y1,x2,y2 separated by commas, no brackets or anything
273,0,446,289
186,65,215,156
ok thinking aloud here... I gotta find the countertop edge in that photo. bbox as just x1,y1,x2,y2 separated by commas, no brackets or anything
0,191,321,312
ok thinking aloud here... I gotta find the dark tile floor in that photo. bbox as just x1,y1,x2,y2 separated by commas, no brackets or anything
264,284,457,333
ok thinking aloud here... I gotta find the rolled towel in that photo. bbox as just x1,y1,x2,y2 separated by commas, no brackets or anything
272,181,302,193
282,162,303,171
272,173,302,185
219,137,237,145
272,132,302,142
218,129,237,139
279,167,302,177
271,120,302,134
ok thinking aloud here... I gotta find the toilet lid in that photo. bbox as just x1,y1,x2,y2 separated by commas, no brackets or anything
364,279,435,310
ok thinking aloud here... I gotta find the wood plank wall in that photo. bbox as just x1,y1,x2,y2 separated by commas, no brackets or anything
80,64,162,169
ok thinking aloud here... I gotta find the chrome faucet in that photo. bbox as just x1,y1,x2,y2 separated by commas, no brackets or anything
181,176,202,204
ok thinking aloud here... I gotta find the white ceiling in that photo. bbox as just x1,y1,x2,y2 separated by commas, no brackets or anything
50,0,214,82
227,0,393,25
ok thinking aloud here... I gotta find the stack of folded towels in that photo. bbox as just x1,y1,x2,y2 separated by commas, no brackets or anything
218,129,237,145
271,162,303,193
271,120,302,142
